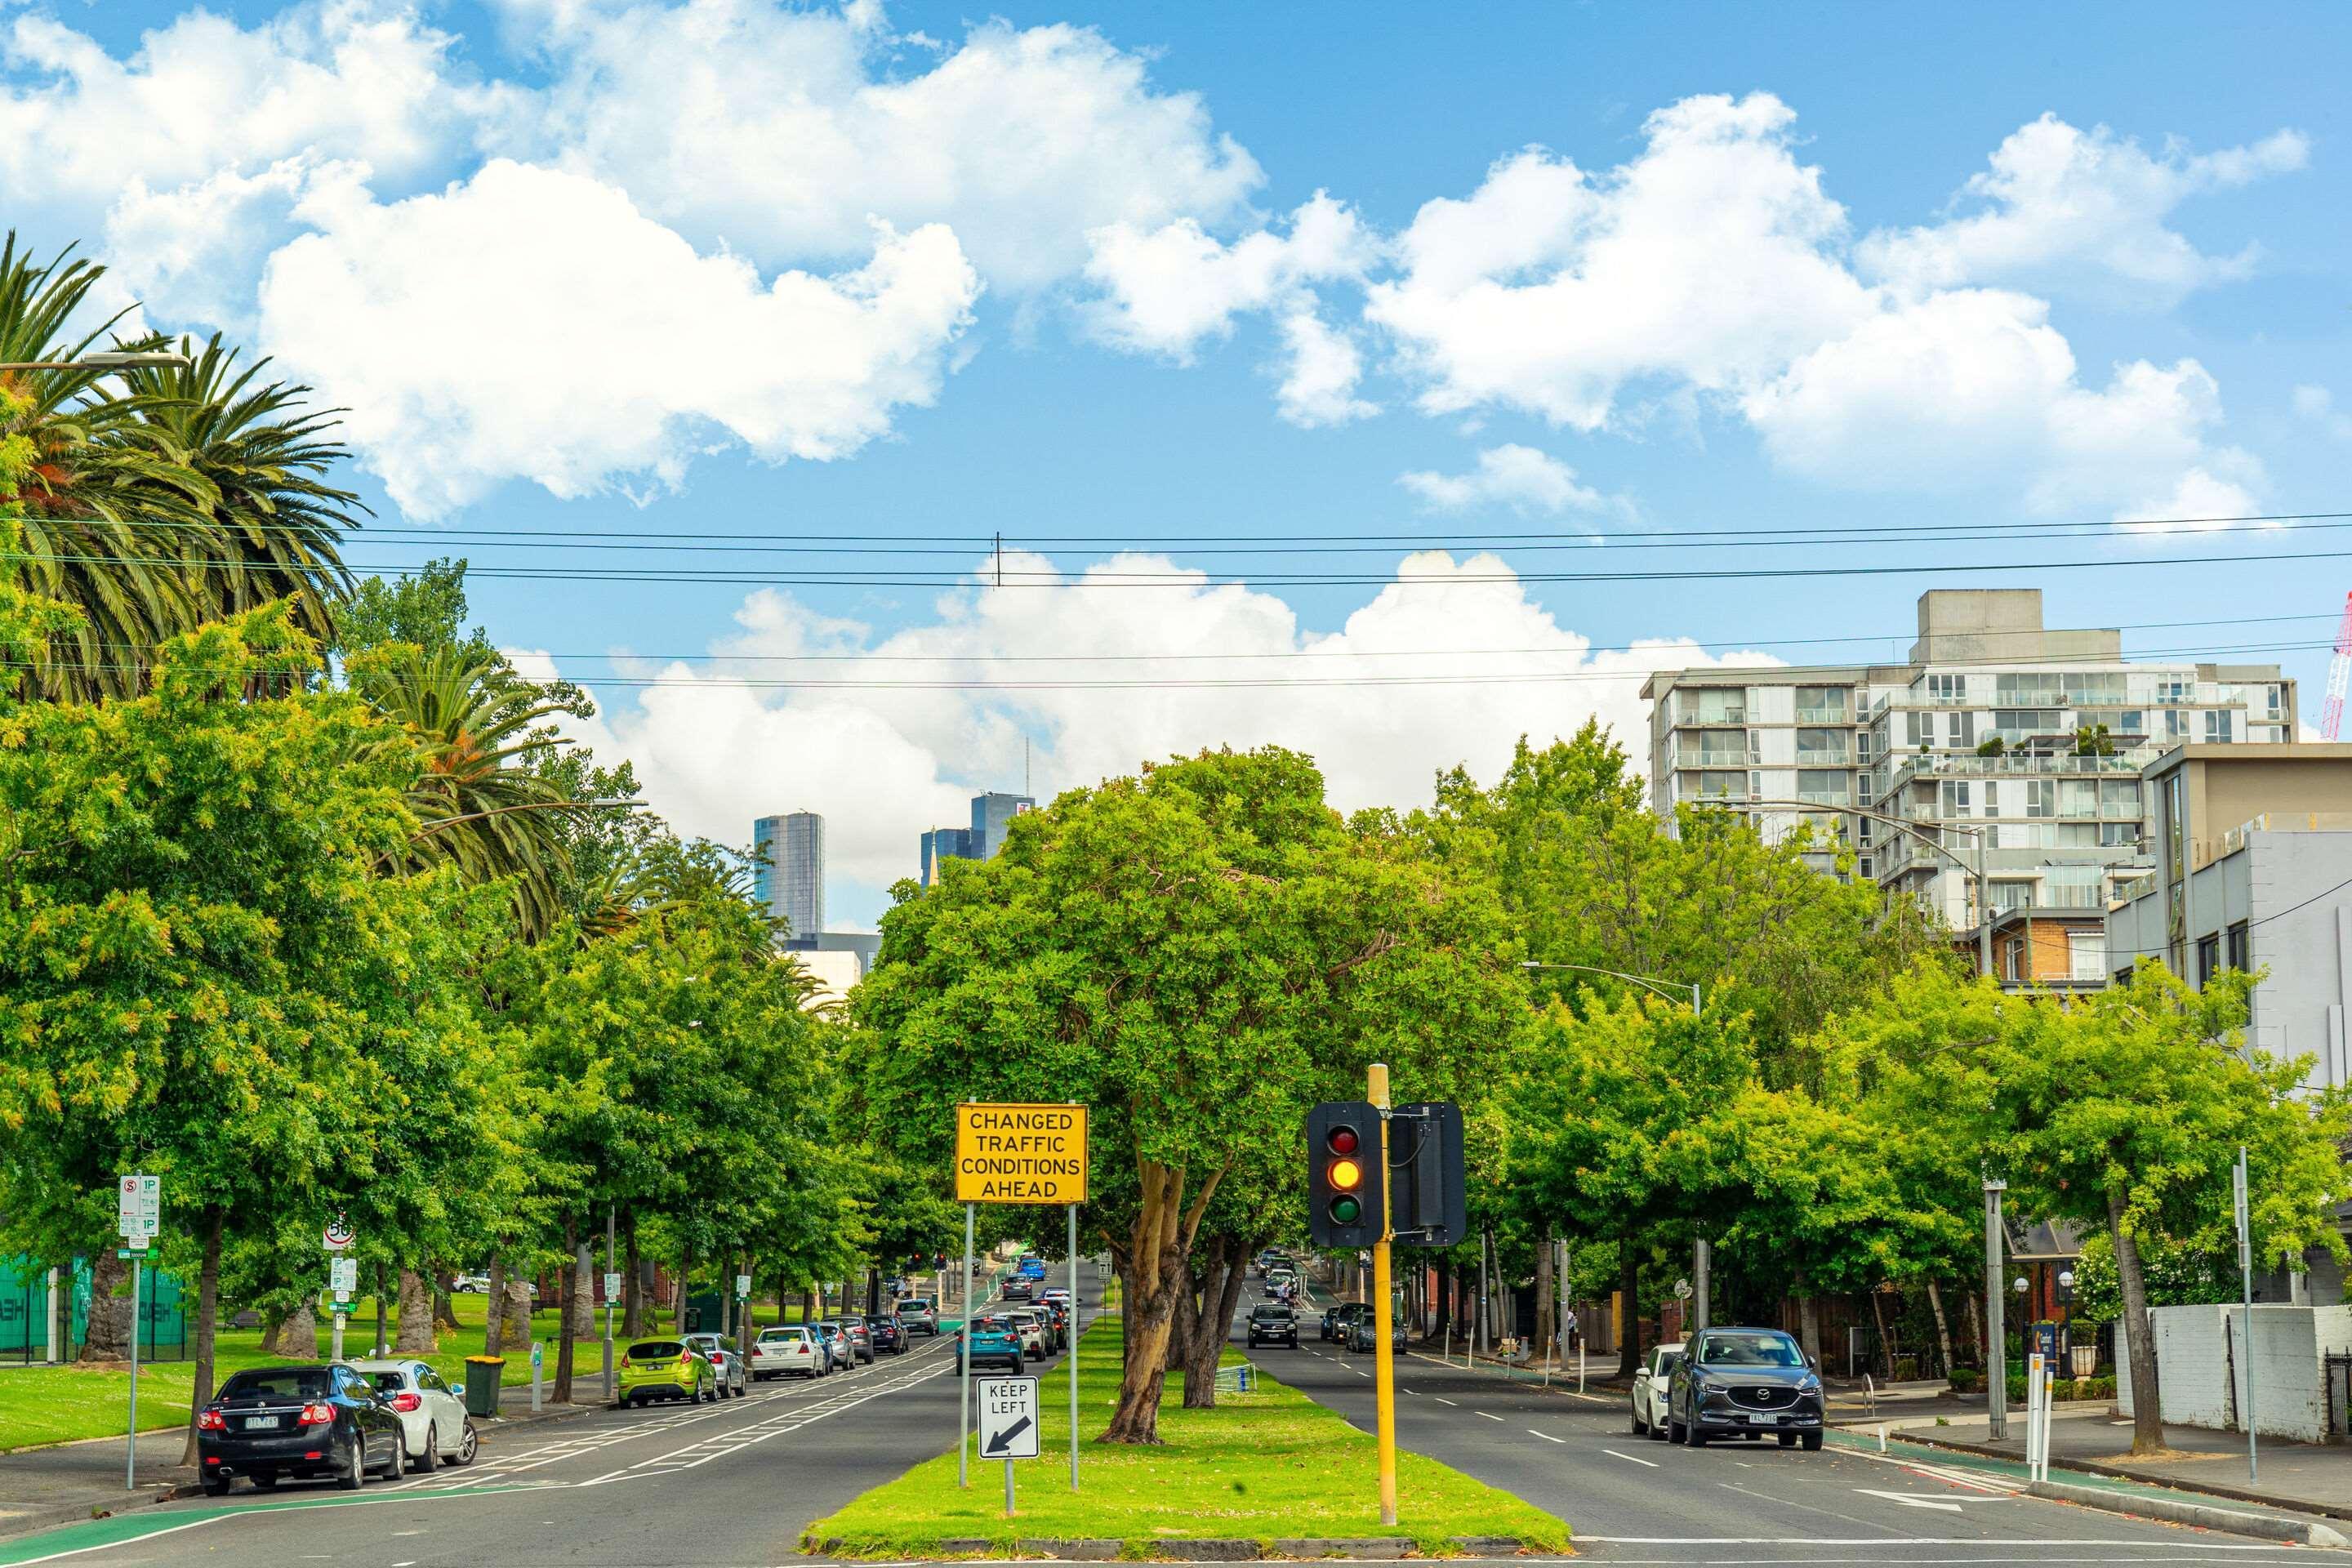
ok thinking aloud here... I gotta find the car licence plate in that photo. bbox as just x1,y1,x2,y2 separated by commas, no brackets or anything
1752,1413,1782,1424
246,1415,281,1430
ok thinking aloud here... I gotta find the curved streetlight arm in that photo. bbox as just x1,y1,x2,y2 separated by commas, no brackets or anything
1518,961,1699,1016
1726,796,1994,979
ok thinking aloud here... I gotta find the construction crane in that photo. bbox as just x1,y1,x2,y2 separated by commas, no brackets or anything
2324,590,2352,742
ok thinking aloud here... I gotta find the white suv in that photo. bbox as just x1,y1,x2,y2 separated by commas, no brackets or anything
1003,1309,1048,1361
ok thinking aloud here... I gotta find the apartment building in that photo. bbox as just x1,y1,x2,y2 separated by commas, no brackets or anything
1642,590,2295,943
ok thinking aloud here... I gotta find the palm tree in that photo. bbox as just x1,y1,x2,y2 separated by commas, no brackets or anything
352,644,590,941
115,334,364,656
0,234,215,698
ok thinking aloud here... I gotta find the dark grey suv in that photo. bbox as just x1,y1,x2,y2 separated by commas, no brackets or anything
1665,1326,1825,1450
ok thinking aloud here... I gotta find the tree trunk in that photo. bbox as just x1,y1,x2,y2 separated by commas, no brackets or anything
801,1287,815,1327
1867,1288,1895,1379
2110,1192,2166,1456
483,1258,510,1358
1615,1237,1641,1379
433,1268,462,1331
1180,1236,1246,1409
555,1219,579,1405
395,1268,439,1353
178,1212,225,1466
80,1246,130,1361
622,1215,644,1337
1101,1156,1227,1444
1964,1286,1984,1369
500,1276,533,1351
265,1302,320,1358
373,1263,388,1357
1796,1289,1822,1363
1535,1237,1554,1368
570,1243,596,1341
1926,1278,1956,1380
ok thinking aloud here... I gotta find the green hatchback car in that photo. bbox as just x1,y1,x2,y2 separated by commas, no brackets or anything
617,1339,715,1406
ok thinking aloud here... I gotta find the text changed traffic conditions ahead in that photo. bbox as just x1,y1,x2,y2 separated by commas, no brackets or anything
955,1102,1089,1205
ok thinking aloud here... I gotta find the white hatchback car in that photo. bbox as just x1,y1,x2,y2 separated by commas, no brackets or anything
343,1359,479,1470
1629,1343,1682,1441
750,1325,826,1380
1002,1309,1048,1360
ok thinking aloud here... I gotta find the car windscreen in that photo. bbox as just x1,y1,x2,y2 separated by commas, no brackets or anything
1250,1307,1290,1320
629,1341,684,1358
1697,1331,1805,1367
220,1368,333,1401
760,1328,809,1342
364,1369,410,1390
902,1298,931,1310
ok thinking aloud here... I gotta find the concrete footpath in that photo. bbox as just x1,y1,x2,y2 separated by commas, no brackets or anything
0,1383,592,1544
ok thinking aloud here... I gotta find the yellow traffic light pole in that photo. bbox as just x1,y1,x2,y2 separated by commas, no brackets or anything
1369,1062,1398,1528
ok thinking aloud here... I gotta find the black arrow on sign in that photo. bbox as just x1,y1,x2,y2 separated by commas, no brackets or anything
984,1415,1032,1456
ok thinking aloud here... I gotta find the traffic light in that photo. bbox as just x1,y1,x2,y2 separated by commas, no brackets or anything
1388,1102,1467,1248
1306,1102,1386,1249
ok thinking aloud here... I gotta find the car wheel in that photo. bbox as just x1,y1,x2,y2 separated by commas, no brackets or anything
381,1432,403,1480
1778,1432,1797,1447
415,1423,439,1472
249,1470,279,1490
337,1436,366,1491
1631,1402,1646,1436
1800,1432,1824,1452
1665,1414,1685,1445
455,1420,479,1466
203,1473,232,1497
1744,1430,1762,1441
1686,1419,1709,1448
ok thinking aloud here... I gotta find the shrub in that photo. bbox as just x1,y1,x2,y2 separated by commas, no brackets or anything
1947,1367,1982,1392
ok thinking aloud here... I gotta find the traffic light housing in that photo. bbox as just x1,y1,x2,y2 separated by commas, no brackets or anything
1306,1102,1386,1249
1387,1102,1467,1248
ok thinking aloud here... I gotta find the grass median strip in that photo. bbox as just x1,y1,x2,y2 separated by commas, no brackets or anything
802,1319,1567,1558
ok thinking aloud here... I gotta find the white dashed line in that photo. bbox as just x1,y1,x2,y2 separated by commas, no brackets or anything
1477,1410,1504,1421
1601,1447,1659,1468
1529,1429,1566,1443
1434,1396,1458,1406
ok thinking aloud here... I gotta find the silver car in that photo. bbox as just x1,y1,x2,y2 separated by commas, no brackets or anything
898,1297,939,1335
681,1334,748,1398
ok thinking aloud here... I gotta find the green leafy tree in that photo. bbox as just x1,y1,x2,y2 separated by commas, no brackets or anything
850,747,1520,1443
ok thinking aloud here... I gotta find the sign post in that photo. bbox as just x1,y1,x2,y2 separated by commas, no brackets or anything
531,1339,544,1414
115,1174,158,1491
323,1214,355,1365
978,1374,1041,1517
1368,1065,1397,1529
953,1102,1089,1492
2235,1149,2257,1482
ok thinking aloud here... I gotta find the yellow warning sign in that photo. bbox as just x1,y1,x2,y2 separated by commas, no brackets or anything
955,1103,1089,1205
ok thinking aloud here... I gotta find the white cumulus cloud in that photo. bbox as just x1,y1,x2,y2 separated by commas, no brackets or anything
1398,444,1605,515
1858,114,2308,308
2292,385,2352,443
258,159,979,517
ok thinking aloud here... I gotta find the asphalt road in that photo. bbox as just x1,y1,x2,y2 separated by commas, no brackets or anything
1246,1282,2319,1567
0,1274,1100,1568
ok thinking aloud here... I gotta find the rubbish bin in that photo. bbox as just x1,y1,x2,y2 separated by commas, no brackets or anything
464,1355,505,1418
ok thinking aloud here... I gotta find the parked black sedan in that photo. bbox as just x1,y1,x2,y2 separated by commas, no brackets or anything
866,1315,906,1355
1664,1326,1825,1450
195,1364,408,1494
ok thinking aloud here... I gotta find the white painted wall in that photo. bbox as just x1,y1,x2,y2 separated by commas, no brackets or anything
2116,1303,2352,1442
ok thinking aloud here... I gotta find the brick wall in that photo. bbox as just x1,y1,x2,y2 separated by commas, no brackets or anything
2117,1303,2352,1442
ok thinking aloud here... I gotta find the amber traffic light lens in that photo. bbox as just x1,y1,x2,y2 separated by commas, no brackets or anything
1329,1195,1361,1224
1327,1156,1363,1191
1325,1126,1360,1156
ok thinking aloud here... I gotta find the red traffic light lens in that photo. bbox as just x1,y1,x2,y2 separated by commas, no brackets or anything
1325,1126,1360,1156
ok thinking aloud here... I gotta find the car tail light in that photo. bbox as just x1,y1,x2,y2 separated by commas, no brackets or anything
196,1409,225,1432
390,1392,421,1413
620,1356,632,1369
298,1402,336,1426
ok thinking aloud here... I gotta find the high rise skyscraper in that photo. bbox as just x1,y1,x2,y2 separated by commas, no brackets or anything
920,826,975,886
751,811,825,939
970,791,1035,859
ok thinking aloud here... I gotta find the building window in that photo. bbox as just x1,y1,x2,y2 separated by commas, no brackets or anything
2064,674,2128,706
2225,920,2250,973
2100,822,2140,848
2203,710,2232,744
1677,688,1748,724
2024,780,2056,818
2004,939,2022,982
2265,684,2283,719
1996,674,2065,706
2156,679,2191,705
2069,932,2107,982
2060,780,2097,819
2100,779,2140,819
2197,933,2220,987
1940,780,1971,816
2162,708,2188,739
1992,881,2032,914
1796,685,1849,724
1983,782,2000,818
1796,728,1851,764
1927,673,1966,704
2047,865,2104,909
1949,709,1977,748
1797,768,1852,805
1857,857,1873,879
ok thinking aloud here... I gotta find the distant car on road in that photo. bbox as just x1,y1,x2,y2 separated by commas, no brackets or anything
1665,1326,1824,1450
816,1319,873,1365
1000,1276,1033,1303
1628,1343,1682,1439
751,1325,826,1380
681,1334,747,1398
1325,1302,1368,1343
811,1321,850,1372
1245,1305,1298,1349
451,1274,492,1294
898,1297,939,1334
619,1339,716,1406
1003,1308,1049,1360
1018,1255,1048,1280
344,1358,479,1471
1345,1310,1400,1355
866,1315,906,1355
195,1364,407,1494
954,1314,1026,1375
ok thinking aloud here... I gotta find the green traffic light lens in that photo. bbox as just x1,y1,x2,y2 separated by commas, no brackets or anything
1329,1196,1361,1224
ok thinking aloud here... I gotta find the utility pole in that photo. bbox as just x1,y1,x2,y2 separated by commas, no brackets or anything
1370,1062,1398,1528
1984,1178,2008,1441
603,1205,616,1405
1693,1240,1710,1336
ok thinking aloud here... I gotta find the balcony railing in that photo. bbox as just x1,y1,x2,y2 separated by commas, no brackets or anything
1795,747,1853,767
1677,749,1756,768
1883,749,2159,794
1794,705,1850,725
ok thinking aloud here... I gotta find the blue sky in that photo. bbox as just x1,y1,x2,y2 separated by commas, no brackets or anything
8,1,2349,924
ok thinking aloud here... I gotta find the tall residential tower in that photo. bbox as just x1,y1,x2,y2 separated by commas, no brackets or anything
751,810,826,940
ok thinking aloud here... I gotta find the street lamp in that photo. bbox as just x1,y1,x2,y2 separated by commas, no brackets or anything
1521,960,1708,1331
2056,1267,2075,1368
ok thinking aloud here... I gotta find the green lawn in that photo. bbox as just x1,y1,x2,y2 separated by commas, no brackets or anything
0,1286,832,1453
802,1318,1567,1557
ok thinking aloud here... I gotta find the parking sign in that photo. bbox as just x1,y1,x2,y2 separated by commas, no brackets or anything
115,1175,159,1241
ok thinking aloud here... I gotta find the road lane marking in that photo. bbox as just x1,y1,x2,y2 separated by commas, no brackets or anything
1528,1429,1566,1443
1599,1447,1659,1468
1433,1397,1458,1406
1855,1487,1965,1512
1720,1480,1913,1537
1477,1410,1504,1421
1573,1537,2291,1548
